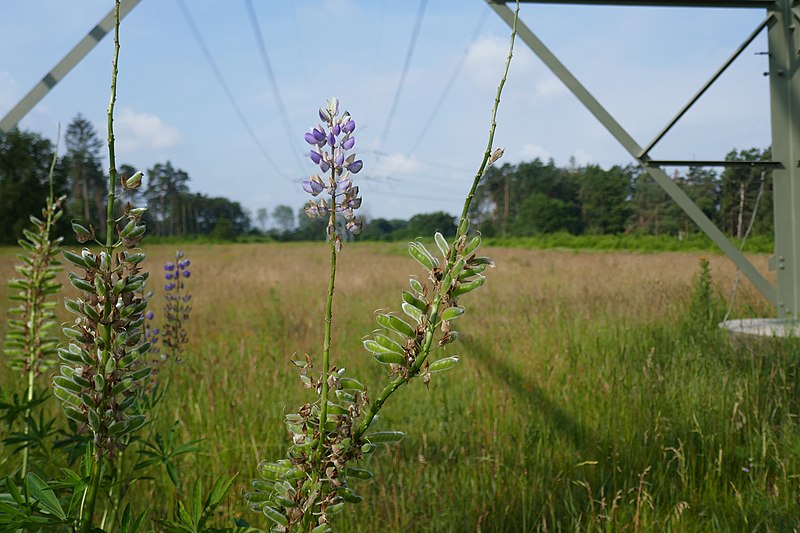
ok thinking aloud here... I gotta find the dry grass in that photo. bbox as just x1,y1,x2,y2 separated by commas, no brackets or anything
2,242,797,532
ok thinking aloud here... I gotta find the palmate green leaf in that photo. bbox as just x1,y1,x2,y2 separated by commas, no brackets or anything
26,472,66,520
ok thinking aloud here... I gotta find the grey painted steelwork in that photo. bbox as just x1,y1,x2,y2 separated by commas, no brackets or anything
488,1,774,7
487,0,782,310
0,0,142,134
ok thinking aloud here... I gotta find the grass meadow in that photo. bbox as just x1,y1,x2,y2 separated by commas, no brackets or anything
1,242,799,532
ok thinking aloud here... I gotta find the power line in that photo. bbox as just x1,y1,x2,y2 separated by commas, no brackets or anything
407,8,489,155
379,0,429,147
244,0,305,174
175,0,289,181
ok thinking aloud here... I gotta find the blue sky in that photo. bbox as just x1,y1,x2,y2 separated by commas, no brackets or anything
0,1,772,223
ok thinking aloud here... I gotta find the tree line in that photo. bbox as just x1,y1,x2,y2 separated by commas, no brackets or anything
0,115,250,245
0,115,773,244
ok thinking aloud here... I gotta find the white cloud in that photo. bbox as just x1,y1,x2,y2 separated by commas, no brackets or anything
115,108,181,152
369,152,423,180
571,149,593,166
464,35,564,102
518,143,551,162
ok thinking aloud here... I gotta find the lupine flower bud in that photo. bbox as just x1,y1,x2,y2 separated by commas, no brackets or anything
342,136,355,150
347,160,363,173
338,176,352,192
319,108,330,122
165,263,175,271
124,171,143,189
335,152,344,168
179,259,190,269
309,150,322,165
333,123,341,136
183,271,191,278
346,220,362,234
304,132,317,145
343,119,355,134
328,132,336,147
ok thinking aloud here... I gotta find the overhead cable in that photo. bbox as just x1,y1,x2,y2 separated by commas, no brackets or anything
244,0,306,174
407,8,489,155
175,0,288,180
379,0,429,147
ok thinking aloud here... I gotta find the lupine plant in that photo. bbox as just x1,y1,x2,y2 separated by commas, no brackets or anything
2,133,65,479
52,2,151,530
245,6,517,531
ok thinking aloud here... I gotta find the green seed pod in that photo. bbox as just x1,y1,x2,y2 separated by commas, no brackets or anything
441,306,465,321
110,377,133,396
376,313,415,338
68,275,94,293
440,272,453,294
87,410,102,432
429,356,460,373
64,298,82,315
252,480,277,493
104,356,117,374
262,506,288,527
451,276,485,298
402,290,427,313
53,376,83,394
463,235,481,256
63,406,84,423
325,402,349,415
434,231,450,258
361,443,377,454
338,377,365,390
311,524,332,533
374,352,405,365
365,431,405,444
124,252,145,264
126,415,146,433
53,386,81,407
108,419,129,436
93,373,105,392
337,487,363,504
373,332,405,354
401,302,424,324
71,222,93,243
409,277,424,294
458,217,470,236
93,276,107,297
326,502,345,515
63,251,91,269
119,219,136,238
244,491,272,504
408,241,438,272
346,467,374,480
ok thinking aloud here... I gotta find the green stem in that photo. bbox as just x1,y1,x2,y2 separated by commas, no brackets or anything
81,458,102,533
21,125,60,479
316,169,338,458
83,3,120,531
355,2,519,441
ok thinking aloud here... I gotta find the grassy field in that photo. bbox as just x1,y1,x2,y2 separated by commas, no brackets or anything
1,242,798,532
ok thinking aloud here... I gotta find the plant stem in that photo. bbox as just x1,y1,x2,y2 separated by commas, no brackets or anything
316,161,338,458
81,457,102,533
82,3,120,531
22,126,60,478
355,1,519,442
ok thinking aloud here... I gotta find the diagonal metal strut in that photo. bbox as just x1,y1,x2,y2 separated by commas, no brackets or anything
486,0,777,306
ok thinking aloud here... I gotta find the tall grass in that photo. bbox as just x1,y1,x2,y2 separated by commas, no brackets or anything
1,243,797,530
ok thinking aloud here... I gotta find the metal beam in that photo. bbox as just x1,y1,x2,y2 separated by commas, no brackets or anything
489,1,774,7
0,0,142,134
767,2,800,317
487,0,777,307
